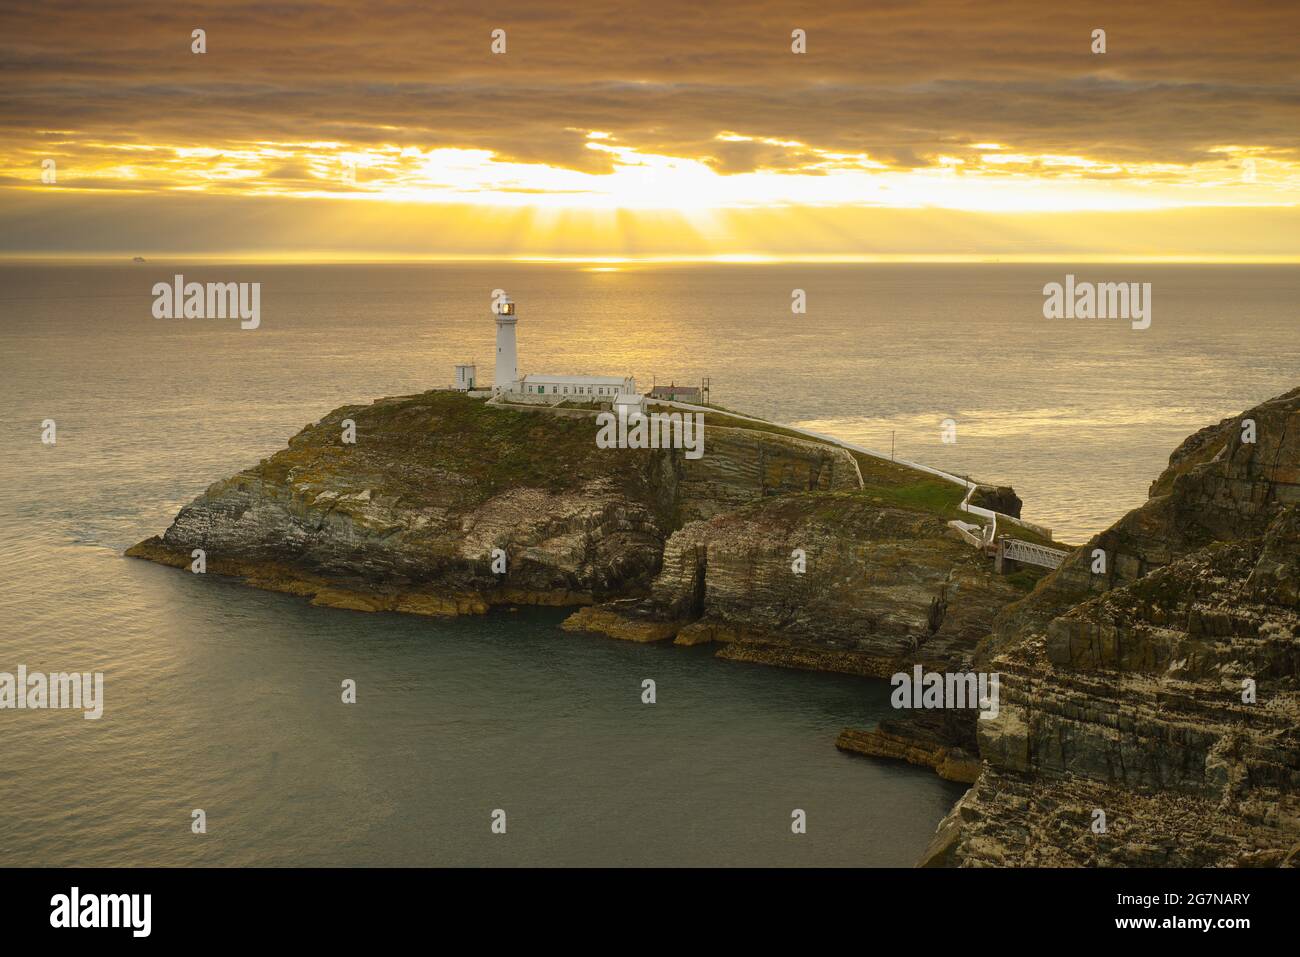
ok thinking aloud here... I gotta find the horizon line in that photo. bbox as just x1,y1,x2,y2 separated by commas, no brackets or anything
4,253,1300,266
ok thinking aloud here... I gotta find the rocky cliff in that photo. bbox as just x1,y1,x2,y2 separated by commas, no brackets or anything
565,490,1025,683
925,387,1300,866
127,391,891,616
130,388,1035,801
122,384,1300,866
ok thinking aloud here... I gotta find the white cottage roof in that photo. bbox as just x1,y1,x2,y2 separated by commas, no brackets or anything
522,373,631,386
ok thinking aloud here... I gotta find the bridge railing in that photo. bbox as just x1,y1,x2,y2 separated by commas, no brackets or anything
999,536,1070,570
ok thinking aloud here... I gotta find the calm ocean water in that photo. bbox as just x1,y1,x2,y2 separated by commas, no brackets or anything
1,262,1296,866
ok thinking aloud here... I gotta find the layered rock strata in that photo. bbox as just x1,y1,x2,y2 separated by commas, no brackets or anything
928,387,1300,866
129,391,886,616
565,491,1026,679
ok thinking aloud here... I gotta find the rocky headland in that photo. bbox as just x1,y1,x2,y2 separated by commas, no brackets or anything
924,387,1300,866
128,390,1032,673
127,386,1300,866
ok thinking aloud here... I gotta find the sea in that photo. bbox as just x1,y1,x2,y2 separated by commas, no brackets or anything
1,262,1296,866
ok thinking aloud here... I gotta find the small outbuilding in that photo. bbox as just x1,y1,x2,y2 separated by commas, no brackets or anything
649,383,701,403
613,393,647,416
453,363,477,391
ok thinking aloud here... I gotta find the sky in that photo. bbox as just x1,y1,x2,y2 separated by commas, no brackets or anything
3,0,1298,260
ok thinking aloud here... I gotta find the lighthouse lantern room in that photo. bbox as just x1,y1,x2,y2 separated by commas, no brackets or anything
493,293,519,393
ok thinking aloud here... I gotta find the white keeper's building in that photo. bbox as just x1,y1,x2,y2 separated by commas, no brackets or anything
521,374,637,398
453,292,636,399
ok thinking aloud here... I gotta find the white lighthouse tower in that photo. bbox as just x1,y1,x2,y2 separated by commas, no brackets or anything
493,291,518,393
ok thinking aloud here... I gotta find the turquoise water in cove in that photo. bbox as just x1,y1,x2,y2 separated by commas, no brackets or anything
1,262,1296,865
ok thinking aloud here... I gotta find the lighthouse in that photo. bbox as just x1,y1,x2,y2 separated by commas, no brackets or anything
472,290,636,400
493,292,518,393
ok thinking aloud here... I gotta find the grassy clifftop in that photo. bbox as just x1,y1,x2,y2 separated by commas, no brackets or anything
255,390,639,509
